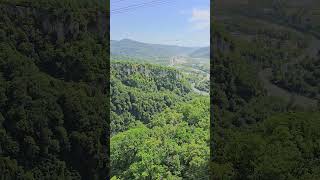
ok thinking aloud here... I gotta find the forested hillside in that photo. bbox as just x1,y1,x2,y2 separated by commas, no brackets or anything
0,2,109,179
110,62,209,179
111,39,210,64
272,56,320,99
189,47,210,59
1,0,105,10
111,39,198,59
111,62,191,134
214,0,320,37
211,1,320,179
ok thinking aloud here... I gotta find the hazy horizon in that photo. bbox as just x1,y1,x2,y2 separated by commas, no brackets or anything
111,38,209,48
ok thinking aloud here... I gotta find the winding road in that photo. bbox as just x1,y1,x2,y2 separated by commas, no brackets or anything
258,28,320,108
191,83,209,96
189,66,210,96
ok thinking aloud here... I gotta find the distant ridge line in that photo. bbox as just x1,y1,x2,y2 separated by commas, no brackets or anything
112,38,208,49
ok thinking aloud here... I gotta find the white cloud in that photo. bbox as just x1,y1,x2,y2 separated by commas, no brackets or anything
189,8,210,30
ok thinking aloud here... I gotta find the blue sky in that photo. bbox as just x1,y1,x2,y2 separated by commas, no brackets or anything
110,0,210,47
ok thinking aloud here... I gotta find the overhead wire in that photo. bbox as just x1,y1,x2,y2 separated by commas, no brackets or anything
111,0,171,14
111,0,174,15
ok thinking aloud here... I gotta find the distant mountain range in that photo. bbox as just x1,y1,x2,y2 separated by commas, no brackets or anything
111,39,210,59
189,47,210,58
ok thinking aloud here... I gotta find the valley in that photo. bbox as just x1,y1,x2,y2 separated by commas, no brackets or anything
110,40,210,178
211,1,320,179
259,31,320,108
111,39,210,95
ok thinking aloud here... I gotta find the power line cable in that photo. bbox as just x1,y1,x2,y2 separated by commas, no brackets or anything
111,0,170,13
111,0,173,15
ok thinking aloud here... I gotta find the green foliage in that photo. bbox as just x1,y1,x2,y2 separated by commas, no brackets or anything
110,61,209,178
111,62,192,134
0,3,109,179
212,27,264,112
1,0,107,11
272,56,320,98
212,112,320,179
111,39,202,60
111,98,209,179
215,0,320,36
211,9,320,179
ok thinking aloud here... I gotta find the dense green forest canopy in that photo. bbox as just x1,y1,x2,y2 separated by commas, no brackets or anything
212,112,320,179
211,1,320,178
213,0,320,105
0,3,108,179
112,98,209,179
1,0,107,11
214,0,320,37
110,62,209,179
111,62,192,134
272,56,320,99
111,39,201,60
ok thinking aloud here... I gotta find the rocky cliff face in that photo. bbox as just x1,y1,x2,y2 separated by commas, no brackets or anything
213,31,234,54
0,3,109,87
1,4,107,42
111,62,190,93
112,63,183,80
